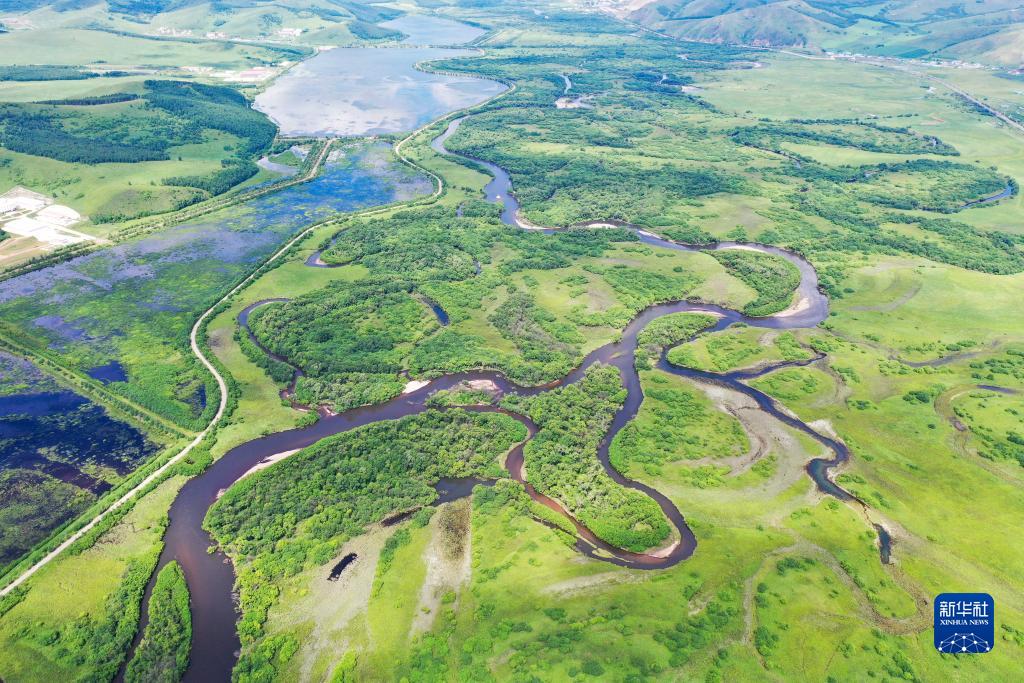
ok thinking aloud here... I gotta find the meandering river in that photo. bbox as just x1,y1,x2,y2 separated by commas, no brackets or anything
127,27,896,678
136,104,901,679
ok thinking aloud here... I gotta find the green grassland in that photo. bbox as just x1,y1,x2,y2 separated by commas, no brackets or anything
2,2,1024,682
0,27,288,68
611,368,750,473
0,476,185,681
243,203,756,412
0,77,279,239
0,5,353,248
206,12,1024,682
626,0,1024,67
668,326,815,373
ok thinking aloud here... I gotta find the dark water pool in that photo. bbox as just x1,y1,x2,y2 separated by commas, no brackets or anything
86,360,127,384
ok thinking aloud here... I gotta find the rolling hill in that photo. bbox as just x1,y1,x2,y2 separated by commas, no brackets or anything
619,0,1024,66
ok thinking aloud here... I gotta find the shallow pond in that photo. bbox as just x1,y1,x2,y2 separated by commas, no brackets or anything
0,351,156,568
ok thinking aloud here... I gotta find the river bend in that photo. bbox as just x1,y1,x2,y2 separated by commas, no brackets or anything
138,114,891,680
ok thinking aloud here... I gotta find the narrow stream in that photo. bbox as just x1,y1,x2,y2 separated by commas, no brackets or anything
136,113,892,679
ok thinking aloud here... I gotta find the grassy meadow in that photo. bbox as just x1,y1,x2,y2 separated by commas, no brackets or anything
1,2,1024,682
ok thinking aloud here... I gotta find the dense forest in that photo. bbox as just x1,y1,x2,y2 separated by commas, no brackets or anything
502,365,672,551
248,278,436,412
0,65,123,81
731,120,959,156
710,249,801,316
124,561,191,683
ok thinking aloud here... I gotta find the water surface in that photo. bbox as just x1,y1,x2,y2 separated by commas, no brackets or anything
253,48,505,137
0,351,156,568
0,143,431,420
381,14,486,46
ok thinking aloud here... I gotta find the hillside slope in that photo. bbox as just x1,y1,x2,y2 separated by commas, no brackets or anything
620,0,1024,66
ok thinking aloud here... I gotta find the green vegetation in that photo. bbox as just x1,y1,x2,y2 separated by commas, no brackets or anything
611,369,749,475
0,65,118,81
0,79,276,226
503,365,671,551
636,312,718,349
710,249,800,316
208,409,524,563
629,0,1024,67
0,477,182,681
668,327,814,373
733,120,959,156
347,21,402,41
248,278,433,411
124,561,191,683
206,409,525,681
192,16,1024,682
4,3,1024,683
248,207,715,404
0,351,161,571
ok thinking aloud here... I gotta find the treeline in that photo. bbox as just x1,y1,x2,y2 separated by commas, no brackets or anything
320,207,493,282
0,104,170,164
0,65,106,81
348,20,403,41
732,121,959,156
777,194,1024,279
497,227,635,272
0,79,274,183
234,325,296,386
710,249,800,316
164,158,259,196
142,80,274,196
488,288,581,380
124,561,191,683
780,158,1008,213
37,93,139,106
11,549,161,680
259,209,650,400
636,312,717,351
336,0,402,24
445,111,747,224
249,278,435,412
502,365,672,551
143,80,275,158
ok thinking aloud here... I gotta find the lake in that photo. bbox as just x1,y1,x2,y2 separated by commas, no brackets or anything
381,14,487,46
252,16,505,137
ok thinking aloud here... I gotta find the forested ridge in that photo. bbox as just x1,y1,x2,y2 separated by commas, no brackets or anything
0,79,274,205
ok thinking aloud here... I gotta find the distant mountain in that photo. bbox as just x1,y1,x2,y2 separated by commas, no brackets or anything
621,0,1024,66
0,0,203,15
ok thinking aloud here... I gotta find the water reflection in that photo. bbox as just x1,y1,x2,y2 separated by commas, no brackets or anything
253,48,506,138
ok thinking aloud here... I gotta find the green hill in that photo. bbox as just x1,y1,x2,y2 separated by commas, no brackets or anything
624,0,1024,66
